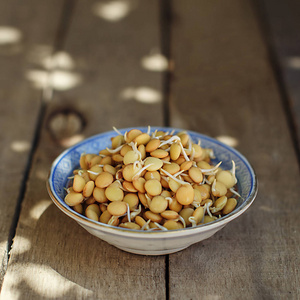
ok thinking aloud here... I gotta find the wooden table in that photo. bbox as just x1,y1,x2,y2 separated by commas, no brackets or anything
1,0,299,299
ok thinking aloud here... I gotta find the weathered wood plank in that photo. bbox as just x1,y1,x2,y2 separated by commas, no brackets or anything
168,0,300,299
50,0,165,135
0,0,65,288
1,0,166,299
257,0,300,152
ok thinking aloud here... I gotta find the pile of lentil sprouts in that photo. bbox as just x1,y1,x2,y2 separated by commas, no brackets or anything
64,127,240,231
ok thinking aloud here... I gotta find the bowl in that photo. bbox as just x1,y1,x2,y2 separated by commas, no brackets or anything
47,126,258,255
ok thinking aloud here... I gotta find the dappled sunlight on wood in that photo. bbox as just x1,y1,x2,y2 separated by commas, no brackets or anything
11,237,31,255
0,26,23,55
0,241,7,255
10,140,31,153
285,56,300,69
29,200,52,221
120,86,162,103
215,135,239,147
2,263,93,299
92,0,137,22
0,26,22,45
26,48,81,91
42,51,75,70
26,69,82,91
59,134,86,148
141,51,168,72
27,48,76,72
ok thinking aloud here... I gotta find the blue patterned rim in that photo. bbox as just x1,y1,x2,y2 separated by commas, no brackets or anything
48,127,257,232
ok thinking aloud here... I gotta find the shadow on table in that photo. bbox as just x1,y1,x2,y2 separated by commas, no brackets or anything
2,202,165,299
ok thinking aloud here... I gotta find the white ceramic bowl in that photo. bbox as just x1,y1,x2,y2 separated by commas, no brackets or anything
47,127,258,255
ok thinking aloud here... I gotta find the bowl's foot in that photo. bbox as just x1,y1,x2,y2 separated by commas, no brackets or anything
115,245,189,255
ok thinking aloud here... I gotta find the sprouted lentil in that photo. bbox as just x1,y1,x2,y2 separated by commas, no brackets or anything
64,127,239,231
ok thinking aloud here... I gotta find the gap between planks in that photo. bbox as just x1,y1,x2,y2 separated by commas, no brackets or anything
160,1,172,298
160,0,172,128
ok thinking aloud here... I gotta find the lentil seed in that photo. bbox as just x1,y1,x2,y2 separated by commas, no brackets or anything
222,197,237,215
150,149,169,158
100,156,113,165
145,139,160,152
163,220,182,230
112,153,123,163
203,215,217,224
123,193,139,211
88,165,103,181
95,172,113,188
192,206,204,224
111,135,124,149
85,196,96,205
194,185,210,200
126,129,142,143
123,150,139,165
163,163,180,175
65,192,84,206
169,178,181,193
212,180,227,197
180,161,193,171
188,167,203,183
73,203,83,214
191,144,203,158
216,170,236,188
73,174,86,193
179,207,194,226
93,187,108,203
134,133,151,145
135,216,147,228
90,155,102,168
176,184,194,205
160,210,179,220
168,198,182,213
99,210,112,223
123,164,139,182
105,185,124,202
170,143,181,161
120,144,132,156
144,157,163,171
144,210,163,223
132,177,146,193
119,222,141,230
82,181,95,198
149,196,168,214
107,201,127,216
138,144,146,160
103,164,116,175
144,179,162,196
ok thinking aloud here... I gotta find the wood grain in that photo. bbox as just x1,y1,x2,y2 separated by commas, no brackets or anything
50,0,165,135
2,0,300,299
1,0,166,299
168,0,300,299
257,0,300,152
0,0,64,287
